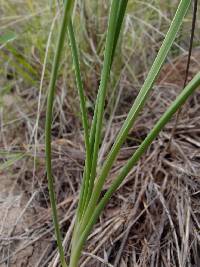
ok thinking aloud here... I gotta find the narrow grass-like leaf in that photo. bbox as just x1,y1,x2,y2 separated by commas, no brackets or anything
70,71,200,265
67,19,91,217
88,0,128,171
45,1,75,267
84,0,128,209
0,153,25,171
0,31,16,45
79,0,119,213
67,18,92,255
111,0,128,62
79,0,191,232
0,52,36,84
69,2,128,265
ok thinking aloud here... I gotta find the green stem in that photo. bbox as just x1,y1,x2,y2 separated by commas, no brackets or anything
45,1,75,267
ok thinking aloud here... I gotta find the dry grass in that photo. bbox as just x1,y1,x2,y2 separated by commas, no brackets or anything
0,1,200,266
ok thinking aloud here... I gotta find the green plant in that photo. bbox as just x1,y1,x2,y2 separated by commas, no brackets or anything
45,1,200,266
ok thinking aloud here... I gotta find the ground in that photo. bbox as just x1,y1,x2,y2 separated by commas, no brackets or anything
0,1,200,267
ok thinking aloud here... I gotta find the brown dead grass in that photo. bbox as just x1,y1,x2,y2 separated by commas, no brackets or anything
0,49,200,267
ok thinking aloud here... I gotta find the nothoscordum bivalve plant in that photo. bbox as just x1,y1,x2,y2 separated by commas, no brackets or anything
45,0,199,266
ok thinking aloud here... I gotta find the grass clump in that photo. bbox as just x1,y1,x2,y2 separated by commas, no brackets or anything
0,0,199,266
44,0,200,266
